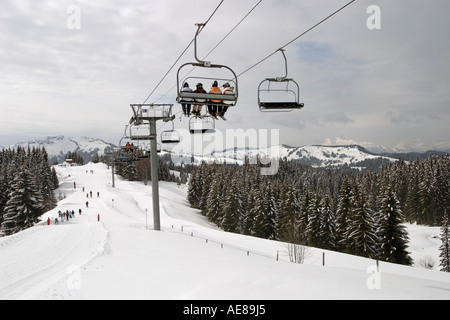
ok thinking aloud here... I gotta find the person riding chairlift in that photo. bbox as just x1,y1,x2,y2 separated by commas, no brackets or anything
219,82,233,120
208,81,222,120
192,83,207,117
181,82,193,117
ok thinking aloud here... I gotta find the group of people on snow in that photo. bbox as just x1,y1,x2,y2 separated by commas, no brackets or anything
47,208,82,225
180,81,234,120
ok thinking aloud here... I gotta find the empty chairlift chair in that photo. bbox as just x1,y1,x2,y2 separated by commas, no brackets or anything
258,49,304,112
161,121,181,144
189,115,216,134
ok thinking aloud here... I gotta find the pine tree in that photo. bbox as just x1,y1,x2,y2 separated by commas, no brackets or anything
2,167,42,235
298,189,312,243
187,166,202,208
346,185,378,258
221,172,244,233
243,187,257,236
33,153,58,212
439,212,450,272
319,193,337,251
404,162,421,223
204,169,224,226
0,165,9,226
250,184,268,239
377,186,413,266
336,176,353,251
306,192,322,248
127,161,138,181
276,184,298,241
259,183,278,240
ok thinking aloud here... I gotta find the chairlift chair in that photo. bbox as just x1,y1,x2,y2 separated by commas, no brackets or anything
176,23,239,108
115,145,139,163
258,49,304,112
258,78,304,111
129,122,152,141
161,121,181,144
189,115,216,134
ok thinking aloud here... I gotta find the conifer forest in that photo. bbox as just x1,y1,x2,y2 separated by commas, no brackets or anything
1,145,449,269
187,155,450,266
0,147,59,236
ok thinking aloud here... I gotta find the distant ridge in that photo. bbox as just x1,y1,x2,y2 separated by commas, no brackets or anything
167,144,399,172
7,136,116,164
3,136,448,170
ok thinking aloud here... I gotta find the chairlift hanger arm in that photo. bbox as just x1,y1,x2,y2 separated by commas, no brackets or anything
278,48,288,80
194,23,206,64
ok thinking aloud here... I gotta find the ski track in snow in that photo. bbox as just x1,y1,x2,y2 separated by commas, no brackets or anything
1,162,450,300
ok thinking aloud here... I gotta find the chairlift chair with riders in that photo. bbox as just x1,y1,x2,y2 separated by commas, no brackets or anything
114,126,137,163
177,23,239,108
258,49,304,112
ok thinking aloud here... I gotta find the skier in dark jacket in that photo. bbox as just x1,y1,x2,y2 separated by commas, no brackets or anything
192,83,207,117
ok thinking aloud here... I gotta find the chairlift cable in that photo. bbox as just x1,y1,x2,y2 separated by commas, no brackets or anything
237,0,357,78
203,0,263,61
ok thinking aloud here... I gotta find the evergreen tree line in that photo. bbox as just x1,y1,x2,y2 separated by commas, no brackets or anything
114,156,187,184
187,155,450,266
63,151,85,165
0,147,59,236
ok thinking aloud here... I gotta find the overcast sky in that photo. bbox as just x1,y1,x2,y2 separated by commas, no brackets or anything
1,0,449,152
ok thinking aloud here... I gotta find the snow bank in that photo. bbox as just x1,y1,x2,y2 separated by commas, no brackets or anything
1,162,450,300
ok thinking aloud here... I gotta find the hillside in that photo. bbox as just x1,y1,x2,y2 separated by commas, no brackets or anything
9,136,116,164
6,136,447,172
1,162,450,300
171,144,398,171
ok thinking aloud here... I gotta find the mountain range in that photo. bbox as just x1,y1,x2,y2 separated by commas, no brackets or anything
4,136,116,164
3,136,448,171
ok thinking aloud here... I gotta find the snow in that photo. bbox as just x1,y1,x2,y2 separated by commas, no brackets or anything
166,143,397,171
1,162,450,300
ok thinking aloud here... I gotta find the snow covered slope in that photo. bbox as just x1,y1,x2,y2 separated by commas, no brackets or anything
168,144,397,171
4,135,399,171
215,145,397,170
1,163,450,300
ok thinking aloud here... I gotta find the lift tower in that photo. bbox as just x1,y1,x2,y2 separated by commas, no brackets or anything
129,104,174,231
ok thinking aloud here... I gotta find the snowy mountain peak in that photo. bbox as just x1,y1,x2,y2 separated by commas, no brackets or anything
9,136,116,164
178,144,398,171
